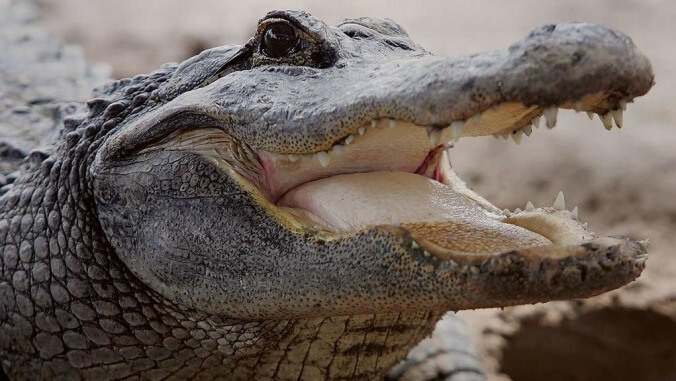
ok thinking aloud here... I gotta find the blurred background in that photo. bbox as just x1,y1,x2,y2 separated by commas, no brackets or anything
32,1,676,379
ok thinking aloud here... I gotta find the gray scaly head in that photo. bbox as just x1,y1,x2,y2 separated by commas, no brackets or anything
1,10,653,380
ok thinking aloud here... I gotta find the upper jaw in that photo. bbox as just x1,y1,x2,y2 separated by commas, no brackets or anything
231,21,652,155
104,21,652,168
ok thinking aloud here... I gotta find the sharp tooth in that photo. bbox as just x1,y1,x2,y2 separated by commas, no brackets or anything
511,129,523,144
553,191,565,210
582,222,588,229
544,107,558,128
444,148,453,168
492,134,501,139
288,154,298,162
638,239,650,250
317,151,330,167
525,201,535,211
573,101,583,112
412,241,420,249
522,124,533,136
344,134,355,145
514,208,522,213
358,126,366,135
332,144,345,154
619,99,628,110
611,109,623,128
586,111,595,120
502,208,511,215
423,250,431,258
427,127,441,146
471,113,481,124
571,206,579,219
601,113,613,130
531,115,541,128
635,255,648,266
371,120,377,128
450,121,465,142
388,119,396,128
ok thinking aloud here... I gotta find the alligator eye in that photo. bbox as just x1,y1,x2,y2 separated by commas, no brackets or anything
262,22,299,58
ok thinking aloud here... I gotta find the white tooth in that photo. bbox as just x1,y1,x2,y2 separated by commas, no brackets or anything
332,144,345,154
638,239,650,249
531,115,541,128
601,113,613,130
288,154,298,162
450,121,465,142
502,208,511,215
573,101,583,112
358,126,366,135
586,111,595,120
611,109,623,128
388,119,396,128
344,134,355,145
525,201,535,211
412,241,420,249
522,124,533,136
544,107,558,128
511,129,523,145
428,127,441,146
317,151,330,167
635,255,648,266
501,133,510,140
423,250,431,258
572,206,579,219
492,134,501,139
514,208,522,213
371,120,378,129
553,191,566,210
471,113,481,124
619,99,627,111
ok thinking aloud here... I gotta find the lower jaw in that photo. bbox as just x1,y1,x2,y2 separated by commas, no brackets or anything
273,160,593,261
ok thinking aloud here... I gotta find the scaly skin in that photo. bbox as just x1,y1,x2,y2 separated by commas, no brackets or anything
1,6,652,381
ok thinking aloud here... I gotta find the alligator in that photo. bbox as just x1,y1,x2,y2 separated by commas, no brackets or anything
0,8,654,381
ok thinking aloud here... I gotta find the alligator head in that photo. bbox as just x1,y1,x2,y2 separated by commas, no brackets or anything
92,11,653,320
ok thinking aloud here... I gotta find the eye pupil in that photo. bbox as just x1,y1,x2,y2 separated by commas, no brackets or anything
263,23,298,58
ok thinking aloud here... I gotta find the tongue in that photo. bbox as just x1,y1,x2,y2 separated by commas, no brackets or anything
279,172,550,254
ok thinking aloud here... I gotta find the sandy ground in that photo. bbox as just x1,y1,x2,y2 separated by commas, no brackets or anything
33,1,676,379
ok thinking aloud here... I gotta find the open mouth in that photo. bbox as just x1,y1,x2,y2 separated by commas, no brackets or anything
245,98,629,262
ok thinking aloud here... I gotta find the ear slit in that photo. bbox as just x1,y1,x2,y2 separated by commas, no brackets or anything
102,112,229,162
